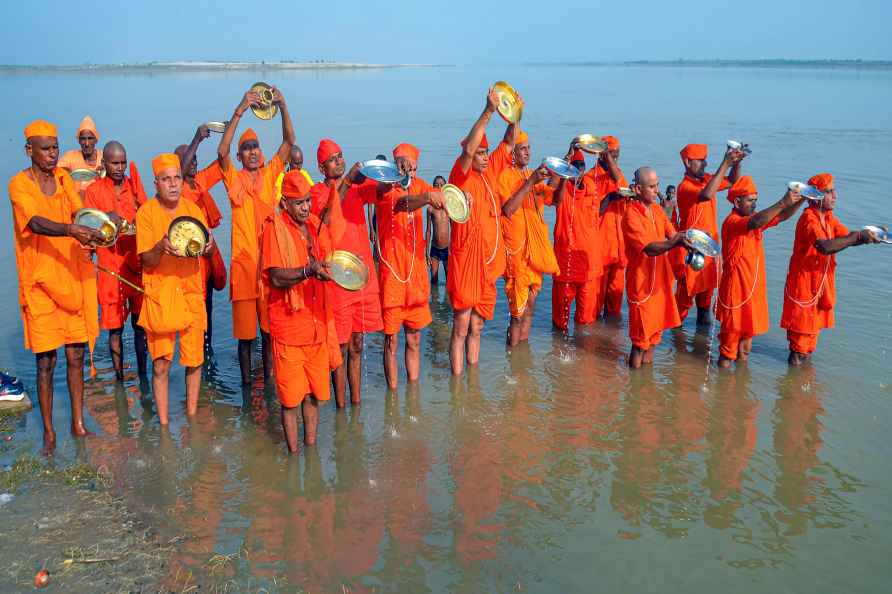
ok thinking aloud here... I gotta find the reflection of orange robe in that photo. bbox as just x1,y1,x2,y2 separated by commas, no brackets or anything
716,212,780,359
447,143,511,319
622,200,681,349
221,156,284,339
8,169,98,353
551,176,600,330
84,175,148,329
674,173,731,315
374,178,433,334
780,207,849,354
588,164,628,315
311,179,383,343
261,211,339,407
58,149,102,193
135,199,207,367
182,162,223,229
497,166,556,318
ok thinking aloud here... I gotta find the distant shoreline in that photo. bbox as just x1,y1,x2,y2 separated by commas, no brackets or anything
0,61,448,72
526,59,892,70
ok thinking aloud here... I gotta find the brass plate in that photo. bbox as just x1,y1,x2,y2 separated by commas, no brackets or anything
70,168,99,182
74,208,117,247
685,228,719,258
205,120,228,133
442,184,469,223
574,134,609,154
168,216,209,257
327,250,369,291
493,80,523,124
617,186,635,198
249,82,278,120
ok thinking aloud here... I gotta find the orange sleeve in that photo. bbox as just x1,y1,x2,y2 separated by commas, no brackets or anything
209,248,227,291
267,155,286,180
195,161,223,189
801,212,822,245
488,142,511,177
135,202,157,255
496,169,515,206
659,205,677,237
221,162,245,207
448,156,469,186
260,219,283,273
83,182,103,210
8,176,38,237
358,181,377,205
60,173,84,212
623,205,650,255
832,216,849,237
724,213,750,237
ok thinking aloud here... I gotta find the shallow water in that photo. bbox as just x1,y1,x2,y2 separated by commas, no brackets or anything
1,64,892,592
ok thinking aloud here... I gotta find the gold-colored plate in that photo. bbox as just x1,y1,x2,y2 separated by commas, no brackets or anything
168,216,208,257
493,80,523,124
442,184,469,223
574,134,609,154
617,187,635,198
74,208,117,247
70,168,99,182
205,120,228,133
249,82,278,120
326,250,369,291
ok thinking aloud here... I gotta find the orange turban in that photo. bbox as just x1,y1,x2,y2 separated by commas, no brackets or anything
808,173,834,192
76,115,99,141
461,134,489,150
393,142,420,163
238,128,259,149
515,130,529,146
570,149,585,164
281,170,312,199
728,175,758,201
680,144,708,161
152,153,181,176
317,138,342,165
24,119,58,140
603,135,620,150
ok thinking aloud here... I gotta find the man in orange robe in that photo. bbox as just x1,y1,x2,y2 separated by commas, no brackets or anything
551,150,599,331
9,120,103,451
137,153,217,425
716,176,805,368
175,123,225,361
497,130,557,345
261,171,341,453
311,139,383,406
217,87,295,385
59,115,102,195
780,173,881,365
675,143,746,325
622,167,688,368
587,135,628,318
84,141,149,380
362,142,443,388
447,87,517,374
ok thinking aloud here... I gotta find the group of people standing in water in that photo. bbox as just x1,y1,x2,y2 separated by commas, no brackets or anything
10,84,883,453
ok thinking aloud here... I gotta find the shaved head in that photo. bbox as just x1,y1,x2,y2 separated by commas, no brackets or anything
288,145,304,170
103,140,126,160
632,166,660,204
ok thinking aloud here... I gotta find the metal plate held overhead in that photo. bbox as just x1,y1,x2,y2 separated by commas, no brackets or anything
788,181,824,201
205,121,228,133
541,157,581,180
249,82,278,120
493,80,523,124
359,159,403,183
574,134,609,154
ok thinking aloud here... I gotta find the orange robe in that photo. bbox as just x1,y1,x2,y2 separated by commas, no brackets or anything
84,175,148,329
588,163,628,315
260,211,340,406
373,177,433,334
780,207,849,354
497,165,557,318
310,179,382,343
622,200,681,349
715,212,780,360
8,169,98,353
58,149,103,193
551,176,601,330
446,142,511,319
221,156,284,339
674,173,731,315
135,198,207,367
182,162,223,230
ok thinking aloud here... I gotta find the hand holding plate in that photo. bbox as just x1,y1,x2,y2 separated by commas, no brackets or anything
347,161,366,185
270,86,285,106
531,164,550,184
428,190,445,210
861,228,880,244
69,223,104,247
197,124,211,140
307,256,332,281
486,86,499,114
201,233,217,257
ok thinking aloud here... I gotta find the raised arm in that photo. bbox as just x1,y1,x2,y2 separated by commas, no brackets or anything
458,88,499,175
600,150,624,183
271,87,296,163
748,189,805,230
699,147,745,203
217,90,260,171
816,228,879,255
180,124,210,176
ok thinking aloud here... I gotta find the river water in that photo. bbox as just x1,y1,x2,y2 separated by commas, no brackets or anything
1,64,891,592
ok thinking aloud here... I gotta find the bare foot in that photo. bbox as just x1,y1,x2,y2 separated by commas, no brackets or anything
71,424,93,438
42,431,57,456
718,356,732,369
788,351,806,366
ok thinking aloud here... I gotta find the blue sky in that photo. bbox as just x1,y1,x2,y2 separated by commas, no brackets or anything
2,0,890,65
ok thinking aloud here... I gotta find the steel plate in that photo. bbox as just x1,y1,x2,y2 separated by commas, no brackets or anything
74,208,117,247
685,228,719,258
863,225,892,244
788,181,824,201
205,121,228,133
541,157,581,179
70,168,99,182
359,159,403,183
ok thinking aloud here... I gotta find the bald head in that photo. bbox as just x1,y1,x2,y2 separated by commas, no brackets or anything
288,145,304,171
103,141,127,184
174,143,198,178
632,166,660,204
